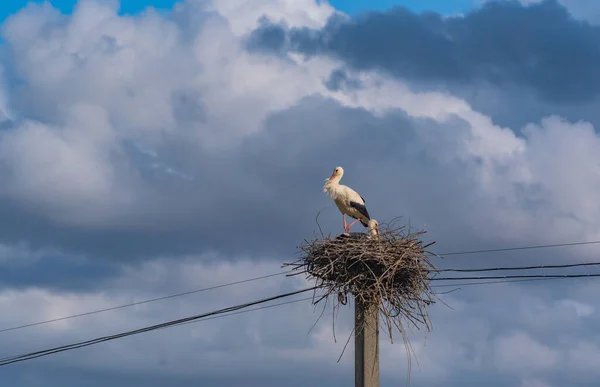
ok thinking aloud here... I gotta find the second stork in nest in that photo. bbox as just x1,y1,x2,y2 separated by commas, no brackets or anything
323,166,379,238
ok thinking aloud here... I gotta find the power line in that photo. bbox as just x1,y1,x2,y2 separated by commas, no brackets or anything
0,270,293,334
6,239,600,335
432,276,563,288
2,270,599,366
172,296,313,328
433,240,600,257
437,261,600,273
0,286,318,367
8,273,581,366
431,273,600,281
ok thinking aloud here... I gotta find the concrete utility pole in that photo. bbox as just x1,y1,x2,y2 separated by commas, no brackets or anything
355,298,380,387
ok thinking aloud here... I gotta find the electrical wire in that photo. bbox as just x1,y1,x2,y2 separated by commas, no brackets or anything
3,270,600,366
431,276,563,288
172,296,313,329
437,261,600,273
433,240,600,256
0,270,293,335
430,273,600,281
5,239,600,335
0,286,318,367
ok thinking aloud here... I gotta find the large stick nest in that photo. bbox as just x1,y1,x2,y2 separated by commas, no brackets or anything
285,219,438,345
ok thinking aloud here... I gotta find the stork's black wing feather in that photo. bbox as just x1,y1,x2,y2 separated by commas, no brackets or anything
349,201,370,225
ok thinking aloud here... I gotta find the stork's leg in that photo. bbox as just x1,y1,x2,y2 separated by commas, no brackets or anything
347,218,361,231
343,214,348,233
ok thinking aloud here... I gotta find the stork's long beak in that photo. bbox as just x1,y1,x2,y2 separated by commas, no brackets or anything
328,173,336,180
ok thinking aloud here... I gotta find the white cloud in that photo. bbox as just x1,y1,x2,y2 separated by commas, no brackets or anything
493,331,559,373
558,299,594,318
0,0,340,226
204,0,338,35
0,105,134,223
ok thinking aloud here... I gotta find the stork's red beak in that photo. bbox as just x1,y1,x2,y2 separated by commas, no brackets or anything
328,173,336,180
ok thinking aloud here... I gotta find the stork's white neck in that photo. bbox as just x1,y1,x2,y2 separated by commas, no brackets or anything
323,180,342,200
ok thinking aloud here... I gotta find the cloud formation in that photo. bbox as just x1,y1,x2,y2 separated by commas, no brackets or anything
513,0,600,24
2,0,600,262
1,0,600,386
249,0,600,103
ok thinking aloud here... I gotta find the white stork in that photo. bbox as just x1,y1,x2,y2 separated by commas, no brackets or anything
323,166,375,234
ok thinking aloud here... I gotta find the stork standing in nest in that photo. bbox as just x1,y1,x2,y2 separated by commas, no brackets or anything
323,166,379,237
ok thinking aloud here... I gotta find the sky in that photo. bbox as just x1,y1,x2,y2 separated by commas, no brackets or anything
0,0,486,24
2,0,600,386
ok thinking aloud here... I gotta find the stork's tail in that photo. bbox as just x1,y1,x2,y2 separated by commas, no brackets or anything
360,219,369,227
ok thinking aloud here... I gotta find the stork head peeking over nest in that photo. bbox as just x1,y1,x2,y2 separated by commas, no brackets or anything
368,219,380,240
323,166,375,235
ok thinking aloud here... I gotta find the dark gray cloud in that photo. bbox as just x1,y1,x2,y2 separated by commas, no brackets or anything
0,96,484,261
0,254,118,291
247,0,600,104
323,67,363,91
448,82,600,132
